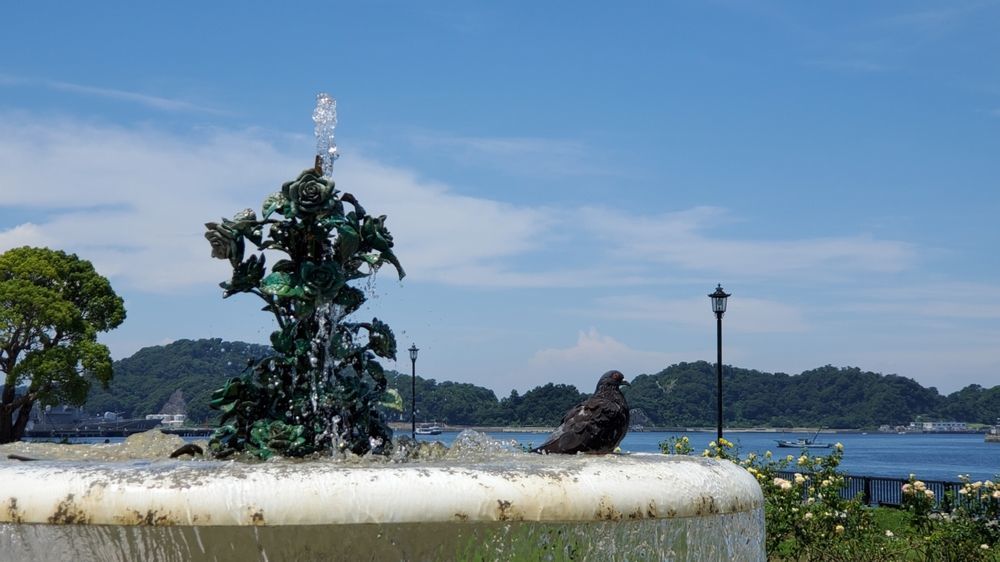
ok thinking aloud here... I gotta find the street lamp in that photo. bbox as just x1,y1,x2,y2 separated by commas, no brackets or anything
708,284,731,443
409,344,419,440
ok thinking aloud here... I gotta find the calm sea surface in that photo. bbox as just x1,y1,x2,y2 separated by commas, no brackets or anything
34,431,1000,482
417,430,1000,482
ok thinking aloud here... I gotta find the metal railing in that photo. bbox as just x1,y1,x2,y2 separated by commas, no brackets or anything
775,471,968,508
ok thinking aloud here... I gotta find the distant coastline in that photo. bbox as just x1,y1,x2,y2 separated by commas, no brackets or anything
389,423,989,435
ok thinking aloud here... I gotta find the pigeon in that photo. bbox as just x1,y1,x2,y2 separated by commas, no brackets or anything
532,370,630,455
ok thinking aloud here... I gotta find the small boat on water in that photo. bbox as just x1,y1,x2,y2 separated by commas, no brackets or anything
776,429,831,449
415,423,442,435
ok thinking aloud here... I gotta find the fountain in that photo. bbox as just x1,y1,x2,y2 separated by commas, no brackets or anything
0,95,765,560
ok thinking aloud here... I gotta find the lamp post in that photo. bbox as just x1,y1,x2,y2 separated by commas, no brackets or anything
409,344,419,440
708,284,731,443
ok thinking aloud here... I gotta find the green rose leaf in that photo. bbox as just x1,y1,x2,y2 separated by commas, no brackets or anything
360,215,393,252
260,272,305,297
334,224,360,261
261,192,288,220
221,254,266,298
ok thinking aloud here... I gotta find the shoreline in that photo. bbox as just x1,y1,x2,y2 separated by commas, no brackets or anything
389,423,987,435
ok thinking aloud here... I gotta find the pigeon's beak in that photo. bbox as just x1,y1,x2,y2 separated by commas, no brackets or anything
620,380,630,386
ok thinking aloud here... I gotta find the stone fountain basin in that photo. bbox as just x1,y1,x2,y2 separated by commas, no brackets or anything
0,453,765,560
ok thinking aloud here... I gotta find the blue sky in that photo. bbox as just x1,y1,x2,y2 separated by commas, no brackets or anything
2,2,998,396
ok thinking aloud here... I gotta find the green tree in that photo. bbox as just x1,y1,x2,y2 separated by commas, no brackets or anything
0,247,126,443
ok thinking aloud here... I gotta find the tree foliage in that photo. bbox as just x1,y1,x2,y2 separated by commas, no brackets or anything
0,246,125,443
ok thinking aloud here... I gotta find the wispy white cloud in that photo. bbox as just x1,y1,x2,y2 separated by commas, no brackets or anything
47,80,225,114
525,328,683,390
0,118,304,291
885,3,994,35
577,206,915,279
405,130,612,178
589,295,809,333
0,74,223,114
0,117,557,292
844,282,1000,320
0,116,918,296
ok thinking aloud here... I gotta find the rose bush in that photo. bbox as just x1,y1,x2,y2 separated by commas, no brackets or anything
662,436,1000,561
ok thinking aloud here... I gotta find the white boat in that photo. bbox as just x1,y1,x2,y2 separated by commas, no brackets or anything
415,424,442,435
775,429,831,449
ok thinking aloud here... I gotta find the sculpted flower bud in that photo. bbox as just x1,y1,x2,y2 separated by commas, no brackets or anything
205,221,245,267
835,524,845,534
231,208,258,230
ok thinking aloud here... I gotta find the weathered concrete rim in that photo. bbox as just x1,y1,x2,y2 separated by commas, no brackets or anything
0,453,762,527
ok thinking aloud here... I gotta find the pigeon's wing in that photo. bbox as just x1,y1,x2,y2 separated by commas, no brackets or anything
571,397,629,453
532,403,586,453
536,397,628,454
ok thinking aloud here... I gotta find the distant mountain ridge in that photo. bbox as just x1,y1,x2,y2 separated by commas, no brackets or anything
86,339,271,423
86,339,1000,428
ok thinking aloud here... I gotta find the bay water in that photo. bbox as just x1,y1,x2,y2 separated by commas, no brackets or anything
421,430,1000,483
28,430,999,482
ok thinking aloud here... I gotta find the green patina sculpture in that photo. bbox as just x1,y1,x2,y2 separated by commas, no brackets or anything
204,157,404,458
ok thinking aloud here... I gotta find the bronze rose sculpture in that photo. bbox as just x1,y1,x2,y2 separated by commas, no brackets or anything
204,157,404,459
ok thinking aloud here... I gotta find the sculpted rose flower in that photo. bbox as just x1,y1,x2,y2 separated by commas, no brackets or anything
204,221,245,267
282,169,335,217
300,260,344,298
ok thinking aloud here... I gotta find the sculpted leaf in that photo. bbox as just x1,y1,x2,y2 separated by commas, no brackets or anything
259,272,304,298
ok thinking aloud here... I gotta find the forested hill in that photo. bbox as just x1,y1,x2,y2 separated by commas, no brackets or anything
86,339,270,423
88,339,1000,428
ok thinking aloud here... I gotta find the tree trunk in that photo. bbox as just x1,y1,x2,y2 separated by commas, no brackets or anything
0,381,13,444
11,400,32,442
